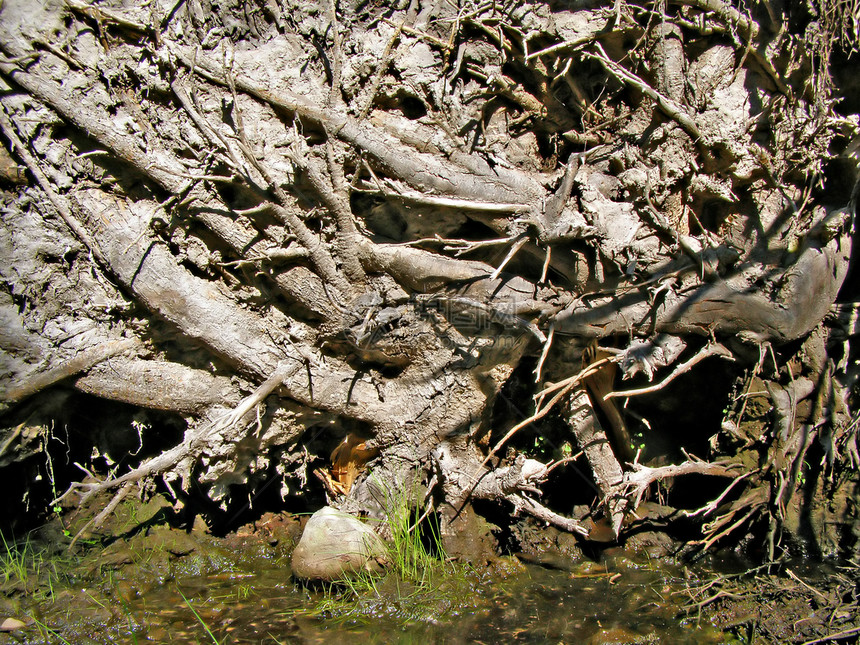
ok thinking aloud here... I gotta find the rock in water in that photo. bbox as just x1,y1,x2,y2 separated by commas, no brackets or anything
291,506,387,581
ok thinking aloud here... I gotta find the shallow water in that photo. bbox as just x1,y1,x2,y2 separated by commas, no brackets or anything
0,542,735,644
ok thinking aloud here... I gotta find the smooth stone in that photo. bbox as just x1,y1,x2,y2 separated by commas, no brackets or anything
291,506,387,581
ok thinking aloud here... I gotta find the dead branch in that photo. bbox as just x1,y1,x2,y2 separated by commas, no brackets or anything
433,443,588,536
801,626,860,645
473,358,613,484
692,486,770,550
0,56,190,195
606,342,734,399
360,241,555,316
56,360,296,507
189,207,337,322
171,47,545,210
0,52,344,321
586,42,703,142
623,457,742,509
227,99,355,296
170,80,251,178
72,190,290,378
669,0,758,40
64,0,149,34
685,469,758,518
510,495,589,536
583,341,635,464
553,223,852,342
358,178,530,214
265,202,351,296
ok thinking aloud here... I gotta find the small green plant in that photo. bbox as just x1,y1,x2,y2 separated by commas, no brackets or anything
0,532,61,600
385,489,443,584
0,532,31,585
235,583,253,601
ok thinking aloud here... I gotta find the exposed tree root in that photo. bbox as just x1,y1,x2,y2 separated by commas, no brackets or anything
0,0,856,562
58,360,298,547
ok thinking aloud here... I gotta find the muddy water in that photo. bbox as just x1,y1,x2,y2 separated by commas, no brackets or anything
0,531,734,645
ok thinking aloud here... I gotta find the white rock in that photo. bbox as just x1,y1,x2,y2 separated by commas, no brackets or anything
291,506,387,581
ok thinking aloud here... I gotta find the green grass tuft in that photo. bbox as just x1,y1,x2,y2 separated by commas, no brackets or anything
0,531,64,601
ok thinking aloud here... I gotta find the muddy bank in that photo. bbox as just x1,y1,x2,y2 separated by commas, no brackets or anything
1,495,858,644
